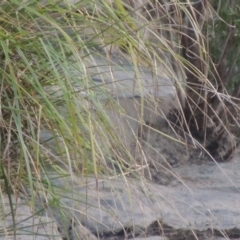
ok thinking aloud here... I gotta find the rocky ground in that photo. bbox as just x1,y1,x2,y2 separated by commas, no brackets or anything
1,128,240,240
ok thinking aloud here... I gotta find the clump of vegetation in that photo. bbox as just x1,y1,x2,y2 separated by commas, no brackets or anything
180,0,240,161
0,0,240,238
0,0,184,192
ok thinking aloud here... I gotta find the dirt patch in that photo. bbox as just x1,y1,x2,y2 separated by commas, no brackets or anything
133,121,212,185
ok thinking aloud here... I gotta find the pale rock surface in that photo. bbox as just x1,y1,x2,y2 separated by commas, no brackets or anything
40,53,180,159
5,150,240,239
31,150,240,239
0,196,61,240
83,54,176,100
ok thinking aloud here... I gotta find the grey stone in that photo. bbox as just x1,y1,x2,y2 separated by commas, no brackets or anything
0,196,61,240
30,150,240,239
40,174,159,234
40,53,181,159
82,53,176,100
